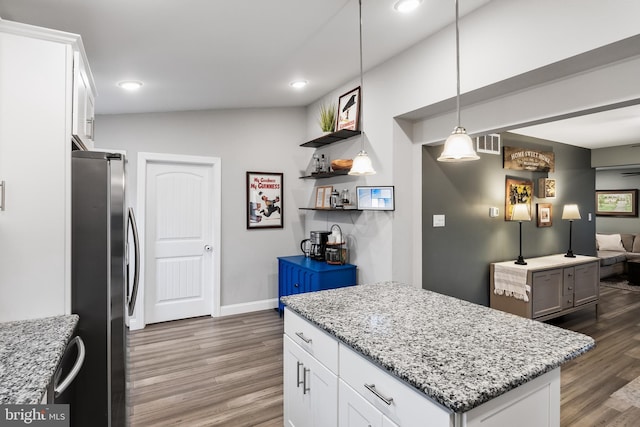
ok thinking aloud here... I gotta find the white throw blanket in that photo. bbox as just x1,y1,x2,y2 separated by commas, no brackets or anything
493,264,530,302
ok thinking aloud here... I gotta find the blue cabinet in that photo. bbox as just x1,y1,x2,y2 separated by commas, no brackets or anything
278,256,357,312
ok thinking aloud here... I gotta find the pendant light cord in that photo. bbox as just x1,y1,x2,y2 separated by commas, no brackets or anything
359,0,365,151
455,0,461,128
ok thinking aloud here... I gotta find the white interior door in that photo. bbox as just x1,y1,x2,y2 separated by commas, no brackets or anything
144,159,216,324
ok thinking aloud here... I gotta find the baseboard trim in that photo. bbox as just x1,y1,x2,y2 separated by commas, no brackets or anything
220,298,278,317
127,317,144,331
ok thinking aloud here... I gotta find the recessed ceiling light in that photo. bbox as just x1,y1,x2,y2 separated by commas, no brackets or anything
394,0,422,13
118,80,143,91
289,80,308,89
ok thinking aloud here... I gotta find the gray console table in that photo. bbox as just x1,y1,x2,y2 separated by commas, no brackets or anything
490,254,599,321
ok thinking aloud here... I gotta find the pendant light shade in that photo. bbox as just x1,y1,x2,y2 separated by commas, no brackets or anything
437,0,479,163
348,149,376,175
438,126,480,162
348,0,376,176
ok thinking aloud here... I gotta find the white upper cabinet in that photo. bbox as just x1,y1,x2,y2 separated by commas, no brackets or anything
72,51,96,149
0,19,95,322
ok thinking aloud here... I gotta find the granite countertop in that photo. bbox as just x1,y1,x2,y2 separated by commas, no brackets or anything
281,282,595,413
0,315,79,404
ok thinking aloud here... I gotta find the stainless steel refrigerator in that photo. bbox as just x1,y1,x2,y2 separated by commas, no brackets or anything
71,150,139,427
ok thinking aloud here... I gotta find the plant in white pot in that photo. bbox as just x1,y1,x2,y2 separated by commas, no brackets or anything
318,103,337,134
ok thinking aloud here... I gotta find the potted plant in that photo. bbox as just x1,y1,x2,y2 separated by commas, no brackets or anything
318,103,337,134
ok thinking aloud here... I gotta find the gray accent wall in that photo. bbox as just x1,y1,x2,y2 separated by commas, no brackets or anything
422,132,596,306
595,169,640,234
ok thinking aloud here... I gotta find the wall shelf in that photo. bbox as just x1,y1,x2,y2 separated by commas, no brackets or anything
299,207,361,212
299,170,349,179
300,129,361,148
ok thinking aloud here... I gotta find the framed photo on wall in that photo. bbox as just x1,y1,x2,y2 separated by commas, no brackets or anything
595,189,638,217
356,186,395,211
537,203,552,227
246,172,283,229
505,177,533,221
336,87,361,131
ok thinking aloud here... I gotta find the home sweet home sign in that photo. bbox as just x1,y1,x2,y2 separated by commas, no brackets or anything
503,147,555,172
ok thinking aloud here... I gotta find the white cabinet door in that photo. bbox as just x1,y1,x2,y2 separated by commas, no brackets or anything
284,335,338,427
72,52,95,149
339,379,381,427
284,336,309,427
0,31,71,321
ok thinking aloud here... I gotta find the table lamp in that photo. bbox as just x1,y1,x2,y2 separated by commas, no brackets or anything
562,204,581,257
512,204,531,265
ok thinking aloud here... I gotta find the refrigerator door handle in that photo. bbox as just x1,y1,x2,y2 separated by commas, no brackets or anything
127,207,141,317
53,336,86,398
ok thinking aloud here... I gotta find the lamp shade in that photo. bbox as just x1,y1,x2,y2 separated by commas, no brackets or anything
437,127,480,162
562,204,581,220
348,150,376,175
511,203,531,221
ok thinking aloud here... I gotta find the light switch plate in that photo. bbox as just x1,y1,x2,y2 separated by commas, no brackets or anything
489,207,499,217
433,214,445,227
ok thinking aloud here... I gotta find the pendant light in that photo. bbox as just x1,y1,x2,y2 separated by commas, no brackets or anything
349,0,376,176
437,0,479,162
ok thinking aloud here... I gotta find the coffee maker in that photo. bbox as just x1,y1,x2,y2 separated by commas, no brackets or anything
309,230,331,261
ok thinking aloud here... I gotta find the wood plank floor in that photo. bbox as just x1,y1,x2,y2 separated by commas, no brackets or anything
128,286,640,426
552,285,640,427
127,310,284,426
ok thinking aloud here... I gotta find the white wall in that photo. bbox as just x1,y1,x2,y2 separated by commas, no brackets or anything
95,107,307,313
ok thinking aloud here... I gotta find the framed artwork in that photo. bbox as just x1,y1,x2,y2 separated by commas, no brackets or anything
537,178,556,198
505,177,533,221
315,185,333,209
595,189,638,217
356,186,395,211
336,87,361,131
246,172,283,229
537,203,552,227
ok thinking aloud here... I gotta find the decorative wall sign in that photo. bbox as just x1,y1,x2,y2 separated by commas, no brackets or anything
537,203,552,227
595,189,638,217
246,172,283,229
505,177,533,221
537,178,556,198
503,147,555,172
336,87,361,131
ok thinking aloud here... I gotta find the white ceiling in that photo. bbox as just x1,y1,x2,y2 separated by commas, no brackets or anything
0,0,490,115
511,104,640,150
1,0,638,150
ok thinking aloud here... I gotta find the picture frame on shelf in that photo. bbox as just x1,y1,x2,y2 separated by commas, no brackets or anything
356,186,395,211
246,171,283,229
315,185,333,209
537,203,552,227
595,189,638,217
505,177,533,221
336,87,360,131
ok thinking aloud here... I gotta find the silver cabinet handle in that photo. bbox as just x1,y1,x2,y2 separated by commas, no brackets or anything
0,180,5,211
303,368,310,394
364,383,394,405
296,361,304,388
295,332,312,344
54,337,86,398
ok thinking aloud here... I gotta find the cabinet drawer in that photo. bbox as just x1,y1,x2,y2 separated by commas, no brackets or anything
339,344,450,426
285,308,338,373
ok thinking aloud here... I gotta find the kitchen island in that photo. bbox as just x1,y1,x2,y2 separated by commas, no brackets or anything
281,282,594,427
0,315,79,404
